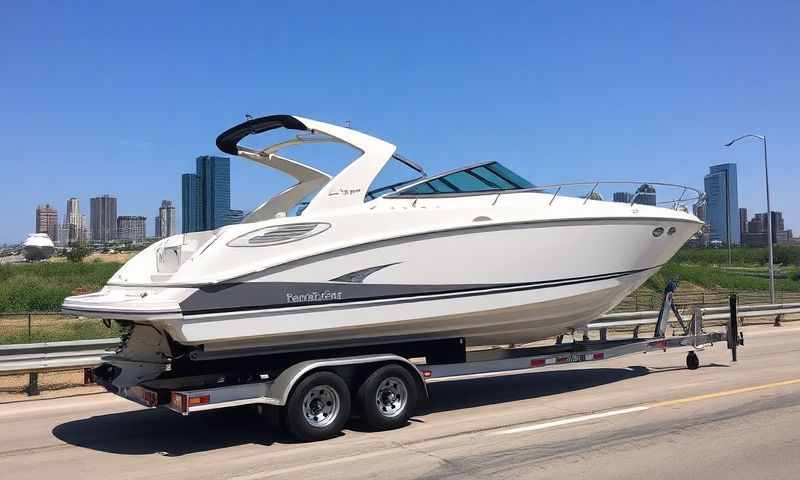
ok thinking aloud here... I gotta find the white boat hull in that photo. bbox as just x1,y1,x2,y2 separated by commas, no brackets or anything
180,269,653,353
65,215,692,353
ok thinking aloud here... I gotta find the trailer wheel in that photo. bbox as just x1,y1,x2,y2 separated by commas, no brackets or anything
357,364,417,431
285,371,351,442
686,351,700,370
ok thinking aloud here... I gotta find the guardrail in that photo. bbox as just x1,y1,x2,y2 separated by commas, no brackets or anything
1,302,798,396
589,302,800,328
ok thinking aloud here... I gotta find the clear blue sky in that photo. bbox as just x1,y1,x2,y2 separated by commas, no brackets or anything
1,1,798,244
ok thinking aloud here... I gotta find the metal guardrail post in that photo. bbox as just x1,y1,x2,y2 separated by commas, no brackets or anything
728,294,738,362
27,372,39,396
28,313,32,342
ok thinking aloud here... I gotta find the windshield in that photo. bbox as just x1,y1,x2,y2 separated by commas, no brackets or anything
365,154,427,200
393,162,533,195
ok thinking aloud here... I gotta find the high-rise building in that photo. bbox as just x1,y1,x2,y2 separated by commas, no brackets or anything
181,155,238,233
693,202,706,222
739,208,748,236
90,195,118,243
753,211,785,245
55,221,71,247
197,156,231,230
116,216,147,243
227,209,245,225
634,184,657,206
78,214,89,244
66,197,81,243
35,204,58,241
182,173,202,233
748,215,764,234
703,164,740,245
613,192,633,203
156,200,176,239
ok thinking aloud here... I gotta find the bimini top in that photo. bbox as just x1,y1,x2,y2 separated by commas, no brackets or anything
215,114,426,220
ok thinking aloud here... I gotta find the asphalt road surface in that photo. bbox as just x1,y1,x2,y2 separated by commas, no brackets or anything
1,324,799,480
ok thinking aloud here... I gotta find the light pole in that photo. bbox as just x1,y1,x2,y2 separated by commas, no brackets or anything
724,134,775,303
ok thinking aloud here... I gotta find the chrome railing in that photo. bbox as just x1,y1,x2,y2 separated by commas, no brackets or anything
393,180,705,212
516,181,705,211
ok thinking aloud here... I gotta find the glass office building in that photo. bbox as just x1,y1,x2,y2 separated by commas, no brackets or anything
182,156,241,233
703,163,740,245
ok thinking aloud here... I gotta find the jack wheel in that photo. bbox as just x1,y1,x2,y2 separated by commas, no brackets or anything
686,351,700,370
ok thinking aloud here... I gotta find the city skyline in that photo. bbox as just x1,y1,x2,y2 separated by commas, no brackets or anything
3,3,800,243
20,154,797,247
26,195,178,245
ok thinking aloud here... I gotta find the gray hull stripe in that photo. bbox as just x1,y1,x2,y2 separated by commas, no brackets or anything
179,266,658,315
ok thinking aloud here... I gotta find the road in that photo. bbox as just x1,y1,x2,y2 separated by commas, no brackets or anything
1,324,799,480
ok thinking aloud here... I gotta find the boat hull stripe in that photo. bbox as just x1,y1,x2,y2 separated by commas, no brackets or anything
179,266,659,316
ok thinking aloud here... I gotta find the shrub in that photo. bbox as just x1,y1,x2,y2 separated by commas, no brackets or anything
66,245,90,263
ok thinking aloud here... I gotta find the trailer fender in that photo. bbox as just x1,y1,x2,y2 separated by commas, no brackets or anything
267,354,427,406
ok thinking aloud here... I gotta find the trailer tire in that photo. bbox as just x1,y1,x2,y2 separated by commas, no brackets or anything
285,371,351,442
357,364,417,431
686,351,700,370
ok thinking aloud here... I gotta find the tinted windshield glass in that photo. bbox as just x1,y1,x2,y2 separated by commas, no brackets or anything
398,162,532,195
365,154,426,200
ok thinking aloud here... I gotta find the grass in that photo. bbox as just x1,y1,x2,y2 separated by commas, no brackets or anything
0,314,121,345
673,245,800,266
645,261,800,293
0,262,121,313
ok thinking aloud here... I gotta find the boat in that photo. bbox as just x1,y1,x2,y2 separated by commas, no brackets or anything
62,114,703,388
22,233,55,261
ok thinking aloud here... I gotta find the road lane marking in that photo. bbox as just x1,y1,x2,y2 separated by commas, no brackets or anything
0,396,129,419
648,378,800,408
492,378,800,436
491,406,649,435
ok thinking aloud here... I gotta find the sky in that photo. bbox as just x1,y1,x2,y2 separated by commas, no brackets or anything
1,1,798,244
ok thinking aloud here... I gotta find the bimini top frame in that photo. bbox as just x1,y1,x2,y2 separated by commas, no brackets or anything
216,114,424,219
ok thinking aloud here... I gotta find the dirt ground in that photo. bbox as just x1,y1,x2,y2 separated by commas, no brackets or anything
83,252,135,263
46,252,134,264
0,370,105,403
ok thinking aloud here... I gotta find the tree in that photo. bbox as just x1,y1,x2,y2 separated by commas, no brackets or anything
66,245,90,263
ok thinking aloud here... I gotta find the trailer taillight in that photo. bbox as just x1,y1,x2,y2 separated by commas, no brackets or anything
142,389,158,407
188,394,210,406
170,392,188,414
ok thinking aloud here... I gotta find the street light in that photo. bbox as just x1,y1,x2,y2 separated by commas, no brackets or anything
724,134,775,303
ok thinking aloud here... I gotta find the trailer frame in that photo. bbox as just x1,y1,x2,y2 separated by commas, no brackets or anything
100,284,745,441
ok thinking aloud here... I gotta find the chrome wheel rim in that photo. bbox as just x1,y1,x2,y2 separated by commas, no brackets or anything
302,385,340,428
375,376,407,418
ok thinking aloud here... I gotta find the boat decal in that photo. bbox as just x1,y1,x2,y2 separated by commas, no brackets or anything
329,263,402,283
179,266,659,315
